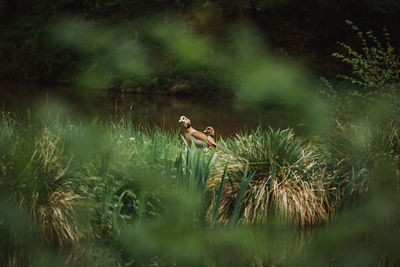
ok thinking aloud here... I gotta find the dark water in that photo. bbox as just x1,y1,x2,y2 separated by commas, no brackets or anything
1,82,302,137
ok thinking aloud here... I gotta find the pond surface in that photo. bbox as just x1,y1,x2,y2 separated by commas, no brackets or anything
1,82,303,137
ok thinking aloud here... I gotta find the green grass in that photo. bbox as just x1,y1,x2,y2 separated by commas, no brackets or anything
1,110,400,266
207,127,335,227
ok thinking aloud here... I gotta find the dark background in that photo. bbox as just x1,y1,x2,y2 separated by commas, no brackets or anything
1,0,399,85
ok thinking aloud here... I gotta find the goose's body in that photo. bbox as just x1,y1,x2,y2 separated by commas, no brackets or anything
179,116,215,148
204,126,217,149
186,127,209,147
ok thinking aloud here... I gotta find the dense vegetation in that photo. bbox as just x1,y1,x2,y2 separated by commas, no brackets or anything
1,102,400,266
2,0,400,266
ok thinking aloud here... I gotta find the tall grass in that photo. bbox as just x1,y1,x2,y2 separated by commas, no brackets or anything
321,119,400,207
0,111,220,265
1,110,400,266
0,114,85,247
208,127,335,227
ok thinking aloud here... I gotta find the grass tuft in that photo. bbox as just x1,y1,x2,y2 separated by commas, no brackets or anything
208,127,335,227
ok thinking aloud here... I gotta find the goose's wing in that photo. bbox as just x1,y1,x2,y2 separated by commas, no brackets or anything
190,130,208,143
207,136,217,148
187,128,214,147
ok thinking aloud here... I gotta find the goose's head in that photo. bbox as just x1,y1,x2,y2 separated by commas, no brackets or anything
204,126,215,136
178,116,191,128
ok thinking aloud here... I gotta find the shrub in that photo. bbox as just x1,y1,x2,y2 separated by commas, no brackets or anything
332,20,400,93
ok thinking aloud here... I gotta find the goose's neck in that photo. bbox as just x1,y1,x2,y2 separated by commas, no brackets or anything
209,131,215,139
186,125,193,132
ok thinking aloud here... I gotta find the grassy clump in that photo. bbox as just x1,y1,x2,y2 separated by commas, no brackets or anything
0,113,85,248
208,128,335,227
321,119,400,207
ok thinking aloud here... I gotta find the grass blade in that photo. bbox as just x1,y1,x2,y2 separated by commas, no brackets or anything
230,163,254,227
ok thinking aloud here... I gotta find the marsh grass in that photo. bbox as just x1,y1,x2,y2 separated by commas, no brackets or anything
1,110,400,266
320,119,400,208
0,110,222,263
0,115,84,247
208,127,335,227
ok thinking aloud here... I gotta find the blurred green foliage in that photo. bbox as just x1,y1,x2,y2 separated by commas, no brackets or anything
1,96,400,266
1,2,400,266
1,0,400,86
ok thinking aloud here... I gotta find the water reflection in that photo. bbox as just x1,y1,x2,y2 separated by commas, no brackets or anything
1,82,300,137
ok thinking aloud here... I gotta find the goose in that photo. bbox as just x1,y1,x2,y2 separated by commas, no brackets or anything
178,116,216,148
204,126,217,148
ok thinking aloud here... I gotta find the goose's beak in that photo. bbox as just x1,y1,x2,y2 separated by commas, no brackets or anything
178,119,183,123
203,130,207,133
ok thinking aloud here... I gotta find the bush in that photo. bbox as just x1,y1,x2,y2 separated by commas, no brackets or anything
333,20,400,93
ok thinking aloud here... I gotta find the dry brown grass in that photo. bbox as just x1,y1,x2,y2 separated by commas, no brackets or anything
13,126,84,248
35,188,82,247
207,128,337,227
34,127,83,247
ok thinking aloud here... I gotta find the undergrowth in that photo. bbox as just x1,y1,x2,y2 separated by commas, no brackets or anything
0,111,399,266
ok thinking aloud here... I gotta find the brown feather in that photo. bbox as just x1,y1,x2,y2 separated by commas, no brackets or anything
204,127,218,149
207,136,217,148
190,130,208,141
185,127,208,147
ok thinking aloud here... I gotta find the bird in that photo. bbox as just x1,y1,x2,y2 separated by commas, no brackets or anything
178,116,216,148
204,126,217,148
